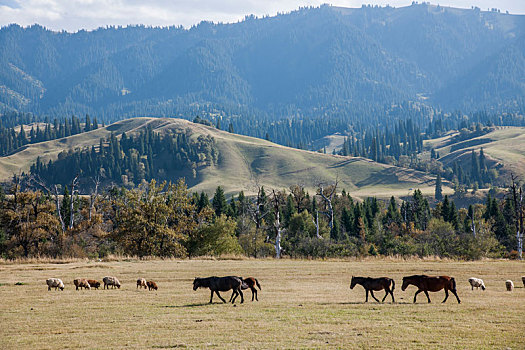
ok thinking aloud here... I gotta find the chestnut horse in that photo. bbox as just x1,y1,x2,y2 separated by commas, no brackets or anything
350,276,395,303
401,275,460,304
193,276,244,304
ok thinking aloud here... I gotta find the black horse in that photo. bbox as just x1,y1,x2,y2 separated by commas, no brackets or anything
350,276,396,303
193,276,244,304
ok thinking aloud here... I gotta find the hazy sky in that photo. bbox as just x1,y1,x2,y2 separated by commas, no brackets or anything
0,0,522,32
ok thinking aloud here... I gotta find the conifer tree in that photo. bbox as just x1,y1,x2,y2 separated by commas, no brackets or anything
212,186,227,217
435,174,443,201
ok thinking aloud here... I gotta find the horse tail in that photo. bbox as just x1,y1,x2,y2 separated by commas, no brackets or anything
450,277,456,290
255,278,261,290
390,278,395,291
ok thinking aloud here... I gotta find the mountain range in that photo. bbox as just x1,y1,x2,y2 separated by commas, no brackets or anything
1,3,524,122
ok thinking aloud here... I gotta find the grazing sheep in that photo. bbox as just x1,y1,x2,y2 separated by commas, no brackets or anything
506,280,514,291
74,278,91,290
87,279,101,289
46,278,64,291
136,278,147,289
146,280,158,291
103,276,121,289
468,277,486,291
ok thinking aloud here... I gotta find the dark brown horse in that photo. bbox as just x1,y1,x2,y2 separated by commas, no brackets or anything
193,276,244,304
401,275,460,304
229,277,261,302
350,276,395,303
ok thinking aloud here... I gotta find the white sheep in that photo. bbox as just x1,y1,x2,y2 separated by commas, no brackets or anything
468,277,485,291
103,276,121,289
46,278,64,291
136,278,147,289
505,280,514,291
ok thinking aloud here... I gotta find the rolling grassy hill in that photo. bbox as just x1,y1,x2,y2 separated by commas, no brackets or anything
0,117,451,198
425,126,525,181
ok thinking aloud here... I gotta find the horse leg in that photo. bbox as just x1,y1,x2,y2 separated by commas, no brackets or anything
209,290,214,304
452,289,461,304
229,292,234,303
239,288,244,304
413,290,422,303
390,288,395,303
424,290,431,303
365,289,369,302
216,291,227,303
442,288,449,303
231,290,238,303
370,290,380,303
382,289,388,302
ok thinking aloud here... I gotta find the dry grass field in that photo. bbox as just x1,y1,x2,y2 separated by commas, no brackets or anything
1,258,524,349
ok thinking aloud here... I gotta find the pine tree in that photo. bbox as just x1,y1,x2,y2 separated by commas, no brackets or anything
441,195,450,221
212,186,227,217
197,192,209,212
471,150,480,183
85,115,91,132
435,174,443,200
383,196,401,226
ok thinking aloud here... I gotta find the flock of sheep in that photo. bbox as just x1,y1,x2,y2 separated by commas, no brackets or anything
465,277,522,291
467,277,525,292
46,276,157,291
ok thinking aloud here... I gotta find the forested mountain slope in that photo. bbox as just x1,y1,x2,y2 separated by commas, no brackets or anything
1,3,524,121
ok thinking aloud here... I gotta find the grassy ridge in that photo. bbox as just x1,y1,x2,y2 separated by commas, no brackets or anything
0,259,524,349
426,127,525,180
0,117,451,198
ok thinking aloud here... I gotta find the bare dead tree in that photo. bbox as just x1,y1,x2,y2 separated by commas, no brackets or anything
270,189,286,258
69,175,79,229
11,173,21,212
28,175,66,233
89,176,101,221
510,174,524,260
316,177,339,239
247,184,271,258
289,184,309,213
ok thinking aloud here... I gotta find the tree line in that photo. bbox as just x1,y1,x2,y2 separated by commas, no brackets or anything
0,112,100,156
1,177,523,260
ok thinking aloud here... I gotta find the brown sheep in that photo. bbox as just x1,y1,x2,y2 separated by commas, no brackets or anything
87,279,101,289
146,280,158,291
74,278,91,290
137,278,147,289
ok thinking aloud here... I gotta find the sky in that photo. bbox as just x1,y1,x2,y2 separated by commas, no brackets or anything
0,0,523,32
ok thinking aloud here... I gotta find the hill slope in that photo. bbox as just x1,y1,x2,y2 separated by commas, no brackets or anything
425,126,525,182
0,117,450,198
1,4,524,120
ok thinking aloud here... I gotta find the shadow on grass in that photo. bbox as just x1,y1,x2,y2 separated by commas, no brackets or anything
162,302,220,308
318,301,413,305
